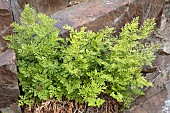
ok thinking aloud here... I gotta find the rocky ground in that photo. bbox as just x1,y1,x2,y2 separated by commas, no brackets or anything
124,12,170,113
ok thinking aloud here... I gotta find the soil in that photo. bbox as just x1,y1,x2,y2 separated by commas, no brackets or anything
22,95,122,113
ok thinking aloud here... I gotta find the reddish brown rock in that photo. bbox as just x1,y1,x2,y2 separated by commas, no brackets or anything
0,0,13,37
0,0,13,54
0,38,8,54
51,0,164,37
0,1,20,112
18,0,70,15
124,8,170,113
124,55,170,113
0,49,20,111
124,71,167,113
18,0,87,15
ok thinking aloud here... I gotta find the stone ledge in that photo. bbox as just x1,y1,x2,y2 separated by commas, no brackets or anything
51,0,164,38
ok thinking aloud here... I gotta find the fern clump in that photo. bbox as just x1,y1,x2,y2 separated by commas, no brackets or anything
63,18,155,107
5,5,156,108
6,5,66,106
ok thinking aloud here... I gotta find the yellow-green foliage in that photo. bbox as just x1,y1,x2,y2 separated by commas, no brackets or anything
5,5,156,107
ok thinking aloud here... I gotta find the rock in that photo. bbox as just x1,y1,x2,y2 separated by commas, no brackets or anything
51,0,164,38
0,49,20,113
157,14,170,55
124,71,167,113
124,4,170,113
158,48,170,55
18,0,70,15
10,0,21,23
0,38,8,54
141,66,157,73
125,55,170,113
164,0,170,19
0,0,20,112
18,0,87,15
68,0,87,7
0,103,21,113
0,0,13,54
0,0,13,37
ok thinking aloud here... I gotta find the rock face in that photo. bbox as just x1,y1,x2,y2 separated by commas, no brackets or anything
124,4,170,113
0,0,13,37
10,0,21,23
51,0,164,37
0,49,20,113
18,0,70,15
0,0,13,55
0,38,8,54
18,0,87,15
0,0,20,113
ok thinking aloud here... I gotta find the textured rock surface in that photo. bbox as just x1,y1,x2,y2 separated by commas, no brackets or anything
0,38,8,54
10,0,21,23
0,0,13,37
18,0,86,15
124,72,168,113
0,49,20,112
124,7,170,113
18,0,69,15
0,0,21,112
51,0,164,37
